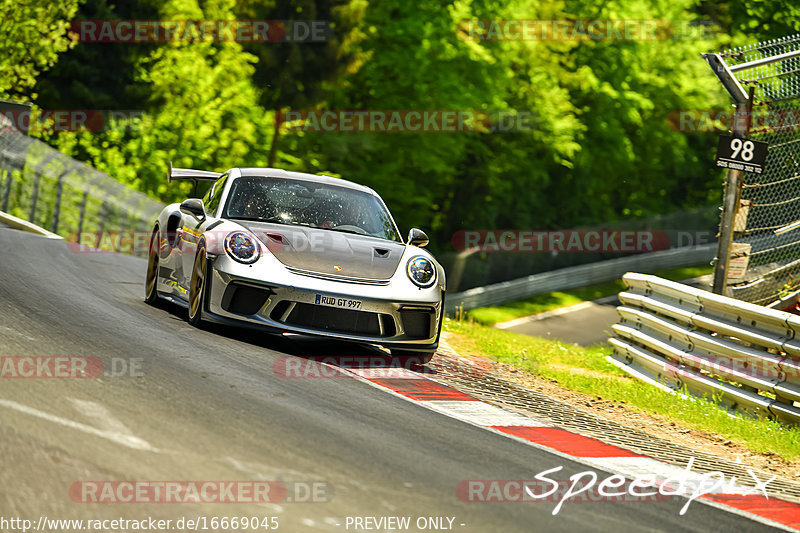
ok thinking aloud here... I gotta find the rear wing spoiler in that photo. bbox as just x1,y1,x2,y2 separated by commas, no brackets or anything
167,161,222,183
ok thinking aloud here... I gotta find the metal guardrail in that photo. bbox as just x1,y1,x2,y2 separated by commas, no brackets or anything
445,244,716,314
609,272,800,425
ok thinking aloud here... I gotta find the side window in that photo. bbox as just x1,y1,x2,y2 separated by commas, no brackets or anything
205,173,228,216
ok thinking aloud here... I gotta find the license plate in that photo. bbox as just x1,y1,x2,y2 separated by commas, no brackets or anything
315,294,362,310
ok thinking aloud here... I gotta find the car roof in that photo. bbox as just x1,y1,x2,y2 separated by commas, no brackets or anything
235,168,377,195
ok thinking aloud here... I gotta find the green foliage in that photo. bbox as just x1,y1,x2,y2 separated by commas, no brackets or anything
13,0,800,254
34,0,161,110
0,0,80,99
37,0,274,202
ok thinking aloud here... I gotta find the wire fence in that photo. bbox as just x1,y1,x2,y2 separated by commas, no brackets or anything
710,35,800,306
0,128,162,251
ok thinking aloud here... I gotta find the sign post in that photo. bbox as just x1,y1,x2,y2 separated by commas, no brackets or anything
711,86,757,295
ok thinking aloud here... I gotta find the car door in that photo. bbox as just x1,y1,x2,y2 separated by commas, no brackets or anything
177,172,228,289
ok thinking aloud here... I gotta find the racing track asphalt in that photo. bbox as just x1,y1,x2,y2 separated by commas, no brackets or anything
0,226,785,532
499,297,621,347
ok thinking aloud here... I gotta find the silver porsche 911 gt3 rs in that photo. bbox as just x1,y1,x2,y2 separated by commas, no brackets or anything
144,164,445,362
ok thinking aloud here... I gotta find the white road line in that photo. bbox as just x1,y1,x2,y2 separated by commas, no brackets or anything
0,399,155,451
69,398,142,437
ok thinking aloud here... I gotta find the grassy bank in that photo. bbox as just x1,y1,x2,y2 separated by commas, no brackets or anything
443,317,800,460
466,265,713,325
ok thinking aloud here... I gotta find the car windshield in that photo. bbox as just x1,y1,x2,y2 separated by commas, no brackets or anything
223,176,402,242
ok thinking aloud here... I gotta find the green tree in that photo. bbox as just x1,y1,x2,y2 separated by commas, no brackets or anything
43,0,274,201
553,0,728,223
236,0,367,166
34,0,160,110
0,0,80,99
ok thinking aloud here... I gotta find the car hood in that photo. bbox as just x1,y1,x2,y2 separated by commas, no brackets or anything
238,222,406,280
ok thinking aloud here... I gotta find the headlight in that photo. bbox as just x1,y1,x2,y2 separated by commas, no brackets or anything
407,256,436,288
224,232,260,264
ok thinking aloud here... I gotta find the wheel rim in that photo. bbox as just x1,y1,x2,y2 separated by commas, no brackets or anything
190,249,205,319
145,232,159,297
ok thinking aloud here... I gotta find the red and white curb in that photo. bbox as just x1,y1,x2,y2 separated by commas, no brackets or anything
344,360,800,531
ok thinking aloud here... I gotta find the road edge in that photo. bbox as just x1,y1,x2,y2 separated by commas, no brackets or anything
0,211,63,239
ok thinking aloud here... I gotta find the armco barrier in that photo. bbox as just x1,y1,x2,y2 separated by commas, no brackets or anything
445,244,716,314
0,129,163,243
609,272,800,425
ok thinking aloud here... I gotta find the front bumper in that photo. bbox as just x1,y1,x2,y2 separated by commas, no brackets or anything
204,254,444,350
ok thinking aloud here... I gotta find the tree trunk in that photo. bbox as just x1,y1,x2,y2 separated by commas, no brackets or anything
267,109,282,167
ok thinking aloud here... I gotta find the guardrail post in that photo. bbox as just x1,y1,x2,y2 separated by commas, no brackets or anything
77,189,89,237
95,200,109,248
711,86,754,295
1,168,8,212
28,153,58,223
51,166,74,235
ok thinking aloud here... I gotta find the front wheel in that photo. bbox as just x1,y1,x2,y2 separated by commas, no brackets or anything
188,245,208,326
144,227,160,305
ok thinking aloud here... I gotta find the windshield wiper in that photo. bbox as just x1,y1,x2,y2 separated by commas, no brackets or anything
322,226,368,236
229,216,288,225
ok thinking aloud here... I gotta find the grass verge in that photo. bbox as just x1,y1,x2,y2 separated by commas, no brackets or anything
443,317,800,460
466,265,713,325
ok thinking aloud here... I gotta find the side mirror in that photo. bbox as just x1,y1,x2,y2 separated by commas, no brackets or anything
407,228,429,247
180,198,206,221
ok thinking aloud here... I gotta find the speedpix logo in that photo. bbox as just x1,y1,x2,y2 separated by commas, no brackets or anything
457,458,776,516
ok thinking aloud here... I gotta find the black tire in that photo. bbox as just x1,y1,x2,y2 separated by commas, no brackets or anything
389,350,434,367
144,227,161,305
188,245,208,326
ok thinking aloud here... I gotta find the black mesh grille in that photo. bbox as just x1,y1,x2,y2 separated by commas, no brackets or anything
221,284,271,315
400,309,433,339
279,302,392,337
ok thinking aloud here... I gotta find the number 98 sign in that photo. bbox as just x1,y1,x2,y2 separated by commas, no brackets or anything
716,134,768,174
